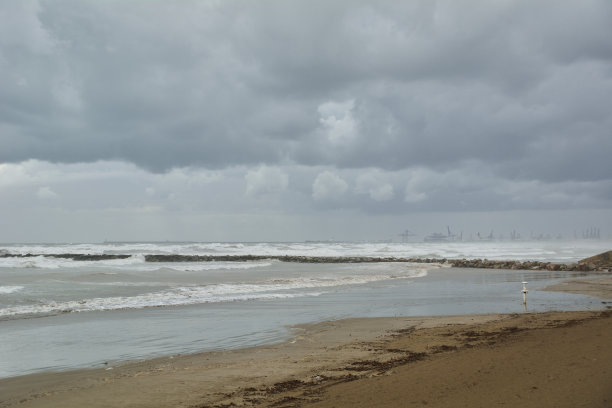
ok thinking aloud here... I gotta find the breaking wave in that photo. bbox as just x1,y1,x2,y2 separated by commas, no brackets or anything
0,255,272,271
0,286,24,294
0,269,426,319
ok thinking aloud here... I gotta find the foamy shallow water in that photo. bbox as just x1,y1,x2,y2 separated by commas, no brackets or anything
0,240,609,378
0,261,431,319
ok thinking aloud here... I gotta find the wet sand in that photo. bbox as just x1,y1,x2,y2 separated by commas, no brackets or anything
1,276,611,408
543,275,612,299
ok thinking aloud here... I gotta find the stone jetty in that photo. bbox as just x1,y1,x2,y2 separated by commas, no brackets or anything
1,250,610,271
0,253,131,261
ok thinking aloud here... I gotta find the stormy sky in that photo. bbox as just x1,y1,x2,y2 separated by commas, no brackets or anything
1,0,611,242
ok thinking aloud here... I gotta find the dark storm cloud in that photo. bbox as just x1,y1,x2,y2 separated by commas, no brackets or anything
1,0,611,184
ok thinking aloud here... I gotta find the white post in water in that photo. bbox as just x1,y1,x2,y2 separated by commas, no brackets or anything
522,281,528,305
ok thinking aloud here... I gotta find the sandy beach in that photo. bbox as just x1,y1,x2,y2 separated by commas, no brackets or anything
1,276,611,408
3,0,612,404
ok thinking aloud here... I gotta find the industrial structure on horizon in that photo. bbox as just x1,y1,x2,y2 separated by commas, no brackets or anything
398,226,606,243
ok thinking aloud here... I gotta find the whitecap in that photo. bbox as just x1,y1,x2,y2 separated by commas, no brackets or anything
0,286,24,294
0,254,146,270
0,264,429,318
0,291,323,318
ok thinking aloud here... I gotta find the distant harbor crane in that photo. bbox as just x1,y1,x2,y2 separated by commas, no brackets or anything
399,229,415,242
583,227,601,239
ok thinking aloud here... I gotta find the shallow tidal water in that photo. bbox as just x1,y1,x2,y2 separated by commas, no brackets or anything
0,262,605,378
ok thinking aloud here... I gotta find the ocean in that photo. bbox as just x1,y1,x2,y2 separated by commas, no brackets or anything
0,240,609,378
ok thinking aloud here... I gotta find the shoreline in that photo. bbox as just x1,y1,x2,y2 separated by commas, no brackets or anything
1,276,611,408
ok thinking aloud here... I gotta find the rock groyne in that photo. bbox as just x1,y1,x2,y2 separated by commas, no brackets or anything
1,251,610,271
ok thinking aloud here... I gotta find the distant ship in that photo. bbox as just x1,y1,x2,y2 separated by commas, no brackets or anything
424,226,462,243
423,232,451,242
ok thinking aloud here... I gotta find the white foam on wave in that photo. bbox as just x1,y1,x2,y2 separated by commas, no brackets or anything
0,286,24,294
1,240,610,263
0,255,272,272
3,256,65,269
0,243,104,255
151,261,273,272
0,290,321,318
78,280,171,287
0,265,428,318
98,260,272,273
0,255,147,270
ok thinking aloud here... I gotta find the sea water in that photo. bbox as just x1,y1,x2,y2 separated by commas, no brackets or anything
0,240,609,378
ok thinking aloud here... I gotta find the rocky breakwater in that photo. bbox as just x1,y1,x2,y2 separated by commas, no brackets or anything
451,258,590,271
1,250,610,272
144,254,272,262
143,253,611,271
449,250,611,272
0,253,132,261
142,254,444,264
574,250,612,271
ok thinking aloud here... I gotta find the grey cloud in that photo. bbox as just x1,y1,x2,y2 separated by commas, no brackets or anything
245,165,289,196
1,0,611,212
312,171,348,201
0,159,611,243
